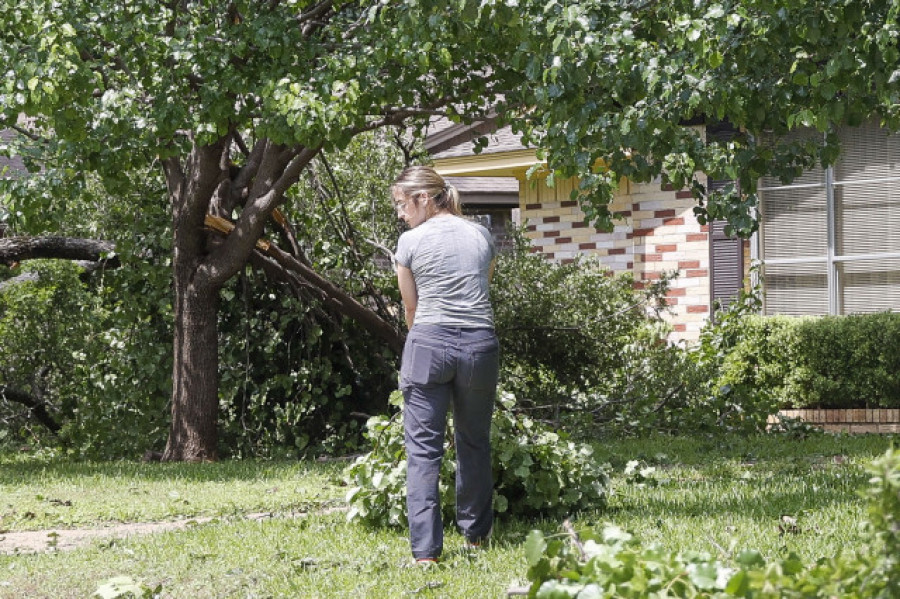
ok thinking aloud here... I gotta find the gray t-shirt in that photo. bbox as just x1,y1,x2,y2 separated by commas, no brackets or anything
395,215,496,328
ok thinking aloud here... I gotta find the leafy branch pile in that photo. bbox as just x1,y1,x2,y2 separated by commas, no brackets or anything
343,392,609,527
522,447,900,598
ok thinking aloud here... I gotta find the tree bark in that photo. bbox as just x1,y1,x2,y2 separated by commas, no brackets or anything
0,385,60,433
160,141,229,462
0,236,118,266
162,273,221,461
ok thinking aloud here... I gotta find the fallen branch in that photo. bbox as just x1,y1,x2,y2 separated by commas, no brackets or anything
205,214,404,354
0,236,118,266
0,384,60,433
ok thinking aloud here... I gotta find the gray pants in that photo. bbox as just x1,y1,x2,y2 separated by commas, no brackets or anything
400,325,500,559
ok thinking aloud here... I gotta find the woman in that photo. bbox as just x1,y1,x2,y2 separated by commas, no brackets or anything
392,165,500,563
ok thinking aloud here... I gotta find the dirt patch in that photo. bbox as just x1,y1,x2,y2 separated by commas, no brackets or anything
0,508,346,555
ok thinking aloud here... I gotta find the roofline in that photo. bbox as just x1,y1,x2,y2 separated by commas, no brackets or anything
433,149,546,179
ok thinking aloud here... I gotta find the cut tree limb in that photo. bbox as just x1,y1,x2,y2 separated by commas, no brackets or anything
204,214,404,354
0,236,118,267
0,384,60,433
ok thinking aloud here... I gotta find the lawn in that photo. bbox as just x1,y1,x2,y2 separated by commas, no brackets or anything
0,433,894,598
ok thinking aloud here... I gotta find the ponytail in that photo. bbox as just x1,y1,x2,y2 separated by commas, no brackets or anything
391,166,462,217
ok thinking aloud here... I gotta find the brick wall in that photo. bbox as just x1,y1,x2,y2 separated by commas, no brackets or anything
521,176,711,344
771,409,900,434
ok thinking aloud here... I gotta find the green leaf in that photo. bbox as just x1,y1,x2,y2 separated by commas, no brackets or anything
524,530,548,566
724,570,749,595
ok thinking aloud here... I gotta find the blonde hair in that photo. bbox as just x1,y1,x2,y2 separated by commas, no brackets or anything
391,165,462,217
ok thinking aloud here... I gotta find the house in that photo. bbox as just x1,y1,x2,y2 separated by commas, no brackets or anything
426,119,900,343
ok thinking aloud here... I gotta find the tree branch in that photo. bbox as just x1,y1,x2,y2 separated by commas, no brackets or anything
203,218,403,353
0,236,117,266
0,385,60,433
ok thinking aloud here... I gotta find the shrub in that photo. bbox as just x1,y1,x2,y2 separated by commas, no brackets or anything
696,301,900,412
790,313,900,409
491,228,691,432
343,391,610,528
522,447,900,598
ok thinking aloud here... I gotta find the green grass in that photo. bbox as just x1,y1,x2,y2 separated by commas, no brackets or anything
0,433,895,598
0,457,346,531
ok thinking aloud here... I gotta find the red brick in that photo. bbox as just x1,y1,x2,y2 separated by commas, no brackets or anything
656,244,677,253
608,248,626,255
687,304,709,313
664,297,678,306
700,225,710,232
687,269,709,278
641,271,662,280
676,190,694,199
645,253,663,262
664,217,685,226
526,224,538,232
633,281,646,290
546,230,560,238
614,210,632,218
633,228,655,237
556,237,571,244
560,200,578,208
544,216,560,223
626,262,633,269
660,182,675,191
687,233,707,242
579,242,597,250
673,324,687,332
525,203,542,210
654,209,676,218
529,247,541,253
679,260,701,269
571,221,588,228
667,288,687,297
560,258,575,264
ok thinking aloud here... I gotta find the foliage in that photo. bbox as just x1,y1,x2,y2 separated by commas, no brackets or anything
215,130,411,457
791,313,900,409
343,391,609,528
1,127,409,458
689,281,789,433
0,261,93,441
696,297,900,412
503,0,900,235
523,447,900,598
490,229,683,424
93,577,160,599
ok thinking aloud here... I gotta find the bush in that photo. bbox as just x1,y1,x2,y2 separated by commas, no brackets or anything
522,447,900,598
491,228,694,433
790,313,900,409
696,303,900,411
343,391,610,528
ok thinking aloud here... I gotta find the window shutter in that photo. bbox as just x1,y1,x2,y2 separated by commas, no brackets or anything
707,124,744,312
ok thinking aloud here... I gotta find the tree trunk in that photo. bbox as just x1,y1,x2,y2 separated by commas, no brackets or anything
160,144,228,462
162,260,221,461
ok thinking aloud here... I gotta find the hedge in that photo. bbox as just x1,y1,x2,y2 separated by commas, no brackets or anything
715,312,900,409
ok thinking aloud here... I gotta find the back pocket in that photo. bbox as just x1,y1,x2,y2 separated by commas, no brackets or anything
401,339,447,386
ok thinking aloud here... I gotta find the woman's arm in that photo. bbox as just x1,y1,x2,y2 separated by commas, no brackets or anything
397,265,418,329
